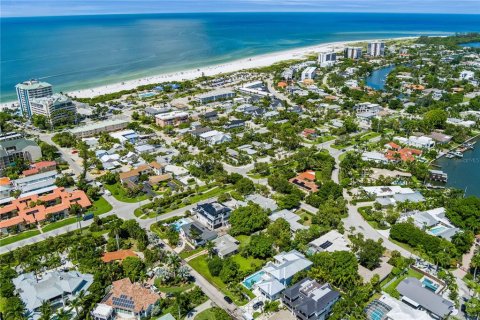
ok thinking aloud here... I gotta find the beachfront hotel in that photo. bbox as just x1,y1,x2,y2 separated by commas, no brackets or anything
15,79,53,117
318,52,337,67
367,41,386,57
29,93,77,126
344,47,363,59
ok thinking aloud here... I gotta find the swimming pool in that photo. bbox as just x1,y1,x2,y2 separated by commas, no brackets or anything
138,92,157,98
428,225,448,236
171,218,193,231
422,277,439,292
242,271,265,289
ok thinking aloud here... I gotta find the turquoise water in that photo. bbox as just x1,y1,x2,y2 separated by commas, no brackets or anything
436,138,480,197
429,225,449,235
365,65,396,90
138,92,157,98
422,278,439,292
2,13,480,102
242,270,265,289
461,42,480,48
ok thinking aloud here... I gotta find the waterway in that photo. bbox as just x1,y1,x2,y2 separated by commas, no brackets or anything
435,138,480,197
365,65,396,91
460,42,480,48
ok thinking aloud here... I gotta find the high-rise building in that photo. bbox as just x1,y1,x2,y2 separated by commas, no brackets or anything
29,94,77,126
318,52,337,67
15,80,53,117
368,41,386,57
344,47,363,59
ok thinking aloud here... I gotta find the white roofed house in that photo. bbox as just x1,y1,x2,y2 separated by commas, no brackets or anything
246,250,313,300
269,209,308,232
199,130,232,145
13,270,94,319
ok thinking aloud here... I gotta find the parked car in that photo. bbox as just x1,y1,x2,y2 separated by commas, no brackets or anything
224,296,233,304
252,301,264,310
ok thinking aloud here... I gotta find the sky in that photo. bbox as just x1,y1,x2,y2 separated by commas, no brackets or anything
2,0,480,17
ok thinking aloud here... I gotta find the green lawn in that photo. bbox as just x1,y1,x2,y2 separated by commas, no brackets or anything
359,131,381,142
231,254,264,272
296,210,313,226
383,268,423,298
189,255,253,305
180,247,206,259
235,235,251,248
42,217,79,232
154,280,194,293
105,183,149,203
194,308,216,320
0,229,41,247
0,297,8,314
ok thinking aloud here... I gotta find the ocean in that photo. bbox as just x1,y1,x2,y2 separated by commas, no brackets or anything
2,12,480,101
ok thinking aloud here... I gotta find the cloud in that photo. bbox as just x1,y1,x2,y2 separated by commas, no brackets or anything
2,0,479,17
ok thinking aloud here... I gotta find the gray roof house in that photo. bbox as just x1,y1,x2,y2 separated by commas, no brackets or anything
283,278,340,320
245,194,278,212
212,234,240,258
397,277,454,319
269,209,308,232
180,221,218,247
251,250,313,300
0,132,42,171
194,201,232,230
13,270,93,317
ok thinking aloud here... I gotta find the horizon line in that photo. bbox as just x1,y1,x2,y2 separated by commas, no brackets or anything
3,11,480,19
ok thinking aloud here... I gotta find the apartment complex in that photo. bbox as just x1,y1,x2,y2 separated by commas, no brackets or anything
196,88,236,104
0,187,91,234
15,79,53,117
155,111,189,127
344,47,363,59
318,52,337,67
0,132,42,172
301,67,317,81
69,119,129,138
29,93,77,126
367,41,386,57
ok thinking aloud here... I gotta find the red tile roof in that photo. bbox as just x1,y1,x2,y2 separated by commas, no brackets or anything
102,249,138,263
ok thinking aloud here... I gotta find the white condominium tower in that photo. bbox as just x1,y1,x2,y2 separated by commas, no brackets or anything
15,80,53,117
29,94,77,126
344,47,363,59
318,52,337,67
368,41,386,56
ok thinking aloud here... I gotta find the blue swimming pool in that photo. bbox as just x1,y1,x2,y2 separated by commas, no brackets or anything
429,225,448,235
171,218,192,231
138,92,157,98
242,271,265,289
422,277,439,292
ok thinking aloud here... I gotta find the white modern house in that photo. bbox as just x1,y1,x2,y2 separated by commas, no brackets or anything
301,67,317,81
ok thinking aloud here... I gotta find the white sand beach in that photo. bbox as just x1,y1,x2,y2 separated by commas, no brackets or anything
1,37,415,107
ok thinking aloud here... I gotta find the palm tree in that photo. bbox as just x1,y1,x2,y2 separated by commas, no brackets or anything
206,241,215,258
471,251,480,280
167,254,181,278
39,301,52,320
55,308,72,320
5,300,26,320
69,290,86,319
110,220,122,250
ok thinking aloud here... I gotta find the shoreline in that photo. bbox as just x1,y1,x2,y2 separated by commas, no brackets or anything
1,36,417,106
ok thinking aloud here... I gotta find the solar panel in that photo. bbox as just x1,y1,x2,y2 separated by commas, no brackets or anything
320,241,332,249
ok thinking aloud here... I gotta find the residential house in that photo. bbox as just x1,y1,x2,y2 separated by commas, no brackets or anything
269,209,308,232
307,230,350,254
13,270,93,318
289,171,318,193
361,186,425,207
249,250,313,300
245,194,278,212
110,130,139,144
365,294,433,320
194,201,232,230
22,160,57,177
119,162,164,188
396,277,454,319
93,278,160,320
180,221,218,247
199,130,232,145
101,249,139,263
282,278,340,320
212,234,240,258
0,132,42,172
224,119,245,130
